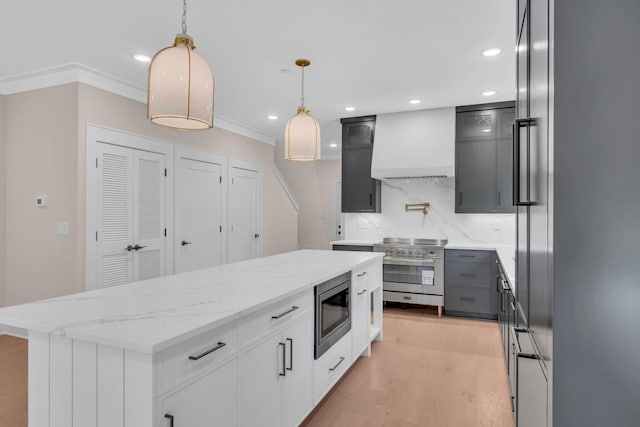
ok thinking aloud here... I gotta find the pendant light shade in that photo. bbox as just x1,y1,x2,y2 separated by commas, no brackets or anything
147,1,214,130
285,59,321,161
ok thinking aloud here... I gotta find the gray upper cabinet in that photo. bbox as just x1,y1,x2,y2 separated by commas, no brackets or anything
341,116,381,213
455,102,516,214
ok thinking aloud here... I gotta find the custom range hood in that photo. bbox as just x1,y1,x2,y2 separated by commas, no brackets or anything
371,107,456,179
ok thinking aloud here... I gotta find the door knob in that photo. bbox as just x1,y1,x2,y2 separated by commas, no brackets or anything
181,240,192,246
125,245,134,252
133,245,147,251
254,234,260,238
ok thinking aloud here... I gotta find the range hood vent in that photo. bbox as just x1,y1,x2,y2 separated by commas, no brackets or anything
371,107,456,179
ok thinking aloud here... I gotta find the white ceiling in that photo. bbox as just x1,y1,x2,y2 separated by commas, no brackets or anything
0,0,515,159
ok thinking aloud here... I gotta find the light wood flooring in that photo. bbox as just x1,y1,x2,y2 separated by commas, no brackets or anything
0,335,27,427
0,307,513,427
303,306,514,427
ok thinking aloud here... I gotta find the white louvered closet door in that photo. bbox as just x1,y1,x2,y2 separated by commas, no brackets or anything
96,143,166,287
133,150,166,281
96,143,134,287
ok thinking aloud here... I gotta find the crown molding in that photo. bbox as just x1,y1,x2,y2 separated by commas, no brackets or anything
0,63,276,146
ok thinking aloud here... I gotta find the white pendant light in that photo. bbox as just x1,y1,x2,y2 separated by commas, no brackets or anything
147,0,214,130
285,59,321,161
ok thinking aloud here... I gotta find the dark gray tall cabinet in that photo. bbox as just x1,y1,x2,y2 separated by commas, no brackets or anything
340,116,381,213
514,1,640,426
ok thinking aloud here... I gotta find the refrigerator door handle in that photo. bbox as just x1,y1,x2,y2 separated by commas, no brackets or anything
513,118,537,206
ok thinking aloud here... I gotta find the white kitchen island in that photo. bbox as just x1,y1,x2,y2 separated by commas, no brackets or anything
0,250,384,427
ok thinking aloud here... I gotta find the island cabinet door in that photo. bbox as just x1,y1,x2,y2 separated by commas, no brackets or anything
239,332,283,427
159,358,238,427
281,313,313,427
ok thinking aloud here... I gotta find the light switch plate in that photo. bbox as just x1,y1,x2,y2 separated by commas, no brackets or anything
56,222,70,236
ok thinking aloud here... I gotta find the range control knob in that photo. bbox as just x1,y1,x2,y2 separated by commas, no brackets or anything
398,249,405,256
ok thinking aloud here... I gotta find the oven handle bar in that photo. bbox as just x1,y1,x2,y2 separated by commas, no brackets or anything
383,258,439,267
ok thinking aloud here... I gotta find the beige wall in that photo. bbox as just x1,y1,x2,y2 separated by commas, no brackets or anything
274,142,341,250
1,83,298,306
5,85,80,305
0,95,6,307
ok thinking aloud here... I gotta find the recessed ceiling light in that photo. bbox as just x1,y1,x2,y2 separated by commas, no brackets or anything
409,99,422,105
267,115,278,120
482,90,497,97
482,129,492,133
329,143,338,148
133,54,151,63
344,106,356,112
482,48,502,57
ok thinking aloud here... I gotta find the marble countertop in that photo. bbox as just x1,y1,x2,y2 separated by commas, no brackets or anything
330,239,382,246
0,250,383,354
446,242,516,291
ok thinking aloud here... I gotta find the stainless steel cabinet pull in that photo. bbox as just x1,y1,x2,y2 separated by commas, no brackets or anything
279,342,286,376
460,273,476,277
459,255,475,258
164,413,174,427
510,302,516,311
518,352,540,360
403,296,412,300
357,272,367,277
286,338,293,371
329,356,346,372
181,240,192,246
357,289,368,296
271,305,299,320
188,342,226,360
460,297,476,302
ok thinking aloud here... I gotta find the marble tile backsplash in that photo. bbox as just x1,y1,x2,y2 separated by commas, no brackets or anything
343,178,515,245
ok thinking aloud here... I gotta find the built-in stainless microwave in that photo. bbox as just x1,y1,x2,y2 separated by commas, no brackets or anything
314,272,351,359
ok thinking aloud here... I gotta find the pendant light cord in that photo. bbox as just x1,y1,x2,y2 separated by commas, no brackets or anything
182,0,188,34
300,66,305,108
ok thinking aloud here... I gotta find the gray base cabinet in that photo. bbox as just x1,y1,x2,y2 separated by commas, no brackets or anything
444,249,497,319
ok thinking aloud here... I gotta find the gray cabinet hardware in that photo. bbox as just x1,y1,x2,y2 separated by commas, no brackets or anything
286,338,293,371
357,271,368,277
329,356,346,372
357,289,368,296
460,297,476,302
188,342,226,360
460,273,476,277
517,352,540,360
279,342,286,376
512,117,537,206
403,296,412,300
164,413,174,427
271,305,299,320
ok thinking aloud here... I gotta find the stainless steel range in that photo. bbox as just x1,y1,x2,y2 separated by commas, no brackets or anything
373,238,447,317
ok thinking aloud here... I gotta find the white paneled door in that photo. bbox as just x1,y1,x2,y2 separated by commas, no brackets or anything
95,141,166,288
228,160,262,263
175,148,227,273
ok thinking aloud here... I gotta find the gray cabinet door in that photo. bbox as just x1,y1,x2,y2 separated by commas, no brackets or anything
341,117,381,213
517,355,547,427
456,139,497,212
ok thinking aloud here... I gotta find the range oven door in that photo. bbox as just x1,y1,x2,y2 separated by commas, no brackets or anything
315,273,351,359
383,258,443,295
